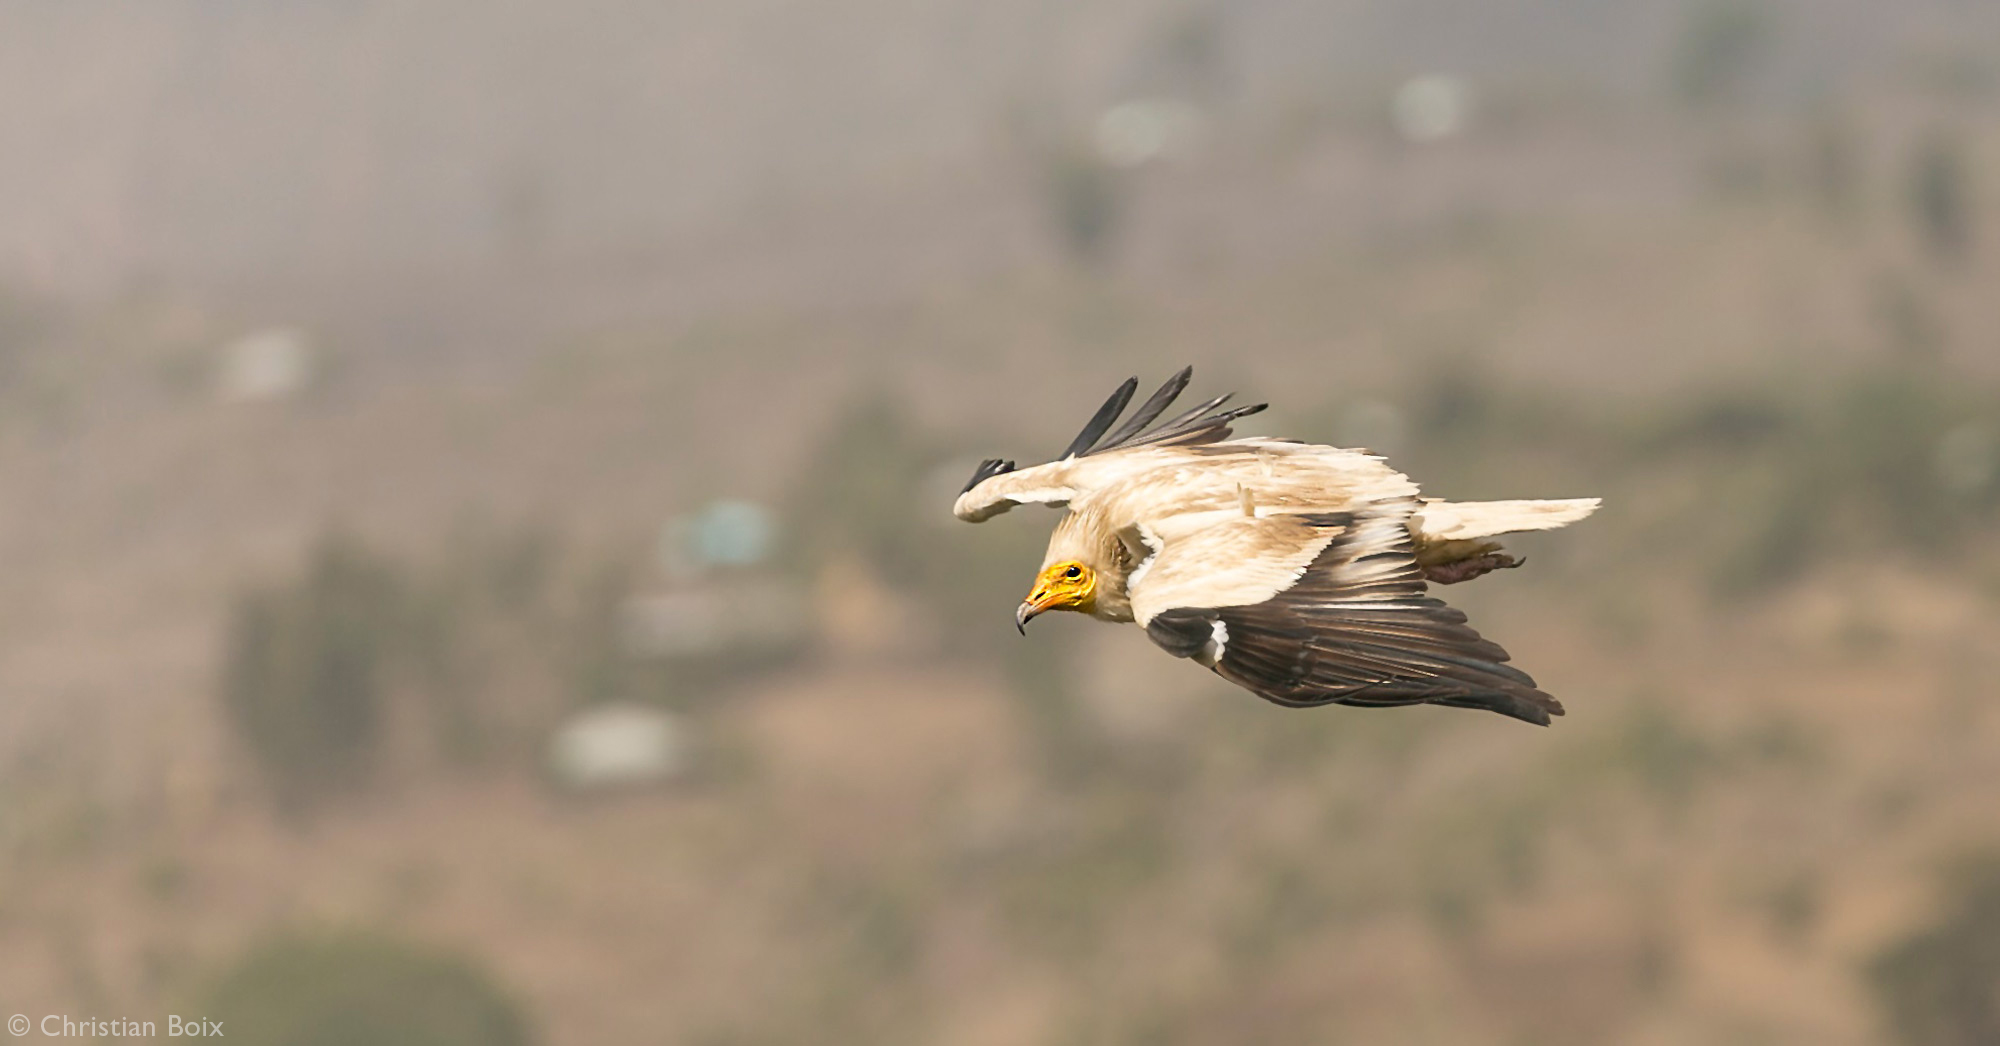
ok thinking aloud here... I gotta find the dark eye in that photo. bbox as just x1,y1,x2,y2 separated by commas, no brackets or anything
1064,565,1082,579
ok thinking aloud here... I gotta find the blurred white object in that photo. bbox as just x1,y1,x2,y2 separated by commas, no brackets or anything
1392,75,1472,144
1094,98,1203,168
548,703,688,790
218,327,314,401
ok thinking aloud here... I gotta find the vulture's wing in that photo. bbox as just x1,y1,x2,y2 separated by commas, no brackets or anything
954,367,1267,522
1129,501,1563,725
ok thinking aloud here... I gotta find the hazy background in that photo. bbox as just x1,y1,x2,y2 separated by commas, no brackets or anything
4,1,2000,1043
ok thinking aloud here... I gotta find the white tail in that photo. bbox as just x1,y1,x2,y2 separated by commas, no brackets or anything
1413,498,1601,541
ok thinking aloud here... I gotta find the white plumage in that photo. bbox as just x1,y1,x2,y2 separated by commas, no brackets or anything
956,368,1600,725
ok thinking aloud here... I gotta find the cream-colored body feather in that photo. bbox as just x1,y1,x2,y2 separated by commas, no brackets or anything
957,439,1598,625
953,368,1597,725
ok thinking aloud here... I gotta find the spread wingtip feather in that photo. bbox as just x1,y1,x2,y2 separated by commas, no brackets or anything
1061,368,1267,459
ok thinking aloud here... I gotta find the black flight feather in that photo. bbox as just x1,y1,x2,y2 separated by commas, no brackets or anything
1145,392,1235,439
1125,401,1267,450
1143,510,1563,725
1096,366,1193,451
962,369,1268,497
1066,369,1270,458
1059,377,1138,460
961,457,1016,494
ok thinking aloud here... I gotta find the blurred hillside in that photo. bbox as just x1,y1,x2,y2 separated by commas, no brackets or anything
3,2,2000,1045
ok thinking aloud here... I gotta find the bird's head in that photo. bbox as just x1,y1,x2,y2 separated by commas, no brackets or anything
1016,560,1097,632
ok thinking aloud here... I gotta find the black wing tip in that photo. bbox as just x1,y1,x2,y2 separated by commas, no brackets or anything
961,457,1016,494
962,364,1231,497
1059,376,1140,460
1197,520,1567,724
1066,367,1267,458
1097,367,1198,451
1468,690,1565,726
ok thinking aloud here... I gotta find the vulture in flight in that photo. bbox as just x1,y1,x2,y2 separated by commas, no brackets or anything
954,367,1598,725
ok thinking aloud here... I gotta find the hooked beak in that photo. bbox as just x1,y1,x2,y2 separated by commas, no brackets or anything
1016,589,1057,634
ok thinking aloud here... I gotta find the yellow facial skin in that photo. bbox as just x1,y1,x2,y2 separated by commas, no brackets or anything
1016,561,1097,632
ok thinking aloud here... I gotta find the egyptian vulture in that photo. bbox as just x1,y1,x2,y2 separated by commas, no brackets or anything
954,367,1598,725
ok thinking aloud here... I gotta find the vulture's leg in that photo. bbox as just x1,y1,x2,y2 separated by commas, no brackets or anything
1422,551,1522,585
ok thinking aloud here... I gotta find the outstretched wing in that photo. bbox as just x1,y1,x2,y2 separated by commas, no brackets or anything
954,367,1267,522
1131,501,1563,725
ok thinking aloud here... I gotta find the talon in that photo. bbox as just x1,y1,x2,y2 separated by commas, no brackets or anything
1422,552,1522,585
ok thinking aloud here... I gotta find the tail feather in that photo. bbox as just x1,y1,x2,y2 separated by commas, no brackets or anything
1414,498,1601,542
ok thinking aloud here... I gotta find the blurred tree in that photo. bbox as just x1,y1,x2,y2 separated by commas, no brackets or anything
1671,0,1775,110
562,558,640,710
0,283,52,393
1874,273,1945,365
1870,856,2000,1046
1762,870,1823,951
1908,130,1975,266
224,525,737,797
222,535,401,811
784,394,929,573
200,933,535,1046
1716,371,1999,594
1804,113,1861,220
1149,4,1229,103
1044,147,1124,267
